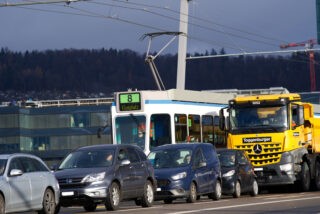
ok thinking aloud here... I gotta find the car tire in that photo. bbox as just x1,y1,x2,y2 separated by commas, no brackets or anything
83,203,97,212
54,204,60,214
105,182,121,211
141,180,154,207
134,199,141,206
209,180,221,201
164,199,173,204
250,179,259,196
300,161,310,192
0,194,5,214
233,180,241,198
186,182,197,203
38,188,56,214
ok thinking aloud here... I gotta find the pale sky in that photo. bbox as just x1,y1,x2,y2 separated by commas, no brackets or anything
0,0,317,55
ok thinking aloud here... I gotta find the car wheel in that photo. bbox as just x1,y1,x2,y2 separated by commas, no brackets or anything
134,199,141,206
38,188,56,214
233,180,241,198
186,182,197,203
0,194,5,214
209,180,221,201
250,179,259,196
105,182,121,211
163,199,173,204
141,180,154,207
299,161,310,192
83,203,97,212
54,204,60,214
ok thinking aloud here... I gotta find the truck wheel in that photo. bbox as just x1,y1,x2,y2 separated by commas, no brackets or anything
300,162,310,192
314,161,320,190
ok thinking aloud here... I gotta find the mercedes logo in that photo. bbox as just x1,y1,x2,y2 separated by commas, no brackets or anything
253,144,262,154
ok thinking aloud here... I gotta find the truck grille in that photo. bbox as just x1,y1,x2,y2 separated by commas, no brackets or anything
235,143,282,166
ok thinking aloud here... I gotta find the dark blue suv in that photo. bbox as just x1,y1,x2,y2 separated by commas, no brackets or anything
54,144,156,212
148,143,221,203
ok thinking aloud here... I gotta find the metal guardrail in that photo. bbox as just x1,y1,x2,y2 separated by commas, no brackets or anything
1,97,114,108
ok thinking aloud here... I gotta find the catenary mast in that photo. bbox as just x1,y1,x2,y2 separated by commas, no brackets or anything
176,0,190,89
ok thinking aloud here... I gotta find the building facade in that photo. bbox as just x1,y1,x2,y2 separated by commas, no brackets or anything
0,98,112,165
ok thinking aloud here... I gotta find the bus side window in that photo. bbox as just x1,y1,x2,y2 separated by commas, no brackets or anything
150,114,171,148
175,114,187,143
187,114,200,142
202,115,214,144
213,116,226,148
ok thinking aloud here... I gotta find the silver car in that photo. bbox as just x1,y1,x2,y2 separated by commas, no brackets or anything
0,153,60,213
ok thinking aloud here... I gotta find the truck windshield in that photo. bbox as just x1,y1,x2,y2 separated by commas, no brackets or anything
115,115,146,150
229,105,288,132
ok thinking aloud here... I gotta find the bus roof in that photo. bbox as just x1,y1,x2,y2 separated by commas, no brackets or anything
115,89,236,105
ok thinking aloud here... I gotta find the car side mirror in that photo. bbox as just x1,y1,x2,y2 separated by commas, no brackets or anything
10,169,23,177
50,164,59,171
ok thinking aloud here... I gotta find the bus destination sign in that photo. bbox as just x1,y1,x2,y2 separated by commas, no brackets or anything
118,92,142,112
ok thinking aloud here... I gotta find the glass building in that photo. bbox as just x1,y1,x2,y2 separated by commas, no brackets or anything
0,98,113,166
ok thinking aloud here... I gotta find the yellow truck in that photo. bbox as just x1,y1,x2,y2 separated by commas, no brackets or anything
219,93,320,191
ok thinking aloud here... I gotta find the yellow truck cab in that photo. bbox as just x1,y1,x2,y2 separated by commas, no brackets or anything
219,93,320,191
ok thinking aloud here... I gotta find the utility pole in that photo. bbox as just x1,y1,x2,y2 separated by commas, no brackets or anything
176,0,189,90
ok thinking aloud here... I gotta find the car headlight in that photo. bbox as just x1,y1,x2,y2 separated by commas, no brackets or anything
171,172,187,180
280,163,293,172
223,170,235,177
82,172,106,183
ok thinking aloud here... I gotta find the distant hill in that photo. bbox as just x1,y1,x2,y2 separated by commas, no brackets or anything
0,47,318,102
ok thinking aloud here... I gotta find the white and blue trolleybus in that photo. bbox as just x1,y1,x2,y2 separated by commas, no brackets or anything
111,89,233,153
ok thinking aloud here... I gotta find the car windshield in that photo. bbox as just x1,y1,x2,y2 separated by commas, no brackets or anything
218,152,235,167
0,159,6,175
59,149,115,169
148,148,192,169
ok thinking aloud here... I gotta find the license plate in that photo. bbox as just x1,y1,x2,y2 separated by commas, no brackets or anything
62,191,74,196
156,188,162,191
254,168,263,171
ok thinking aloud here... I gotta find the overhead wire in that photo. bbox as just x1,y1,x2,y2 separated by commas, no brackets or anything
1,0,318,67
2,0,306,54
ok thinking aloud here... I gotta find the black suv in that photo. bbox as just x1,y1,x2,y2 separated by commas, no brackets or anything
54,144,156,212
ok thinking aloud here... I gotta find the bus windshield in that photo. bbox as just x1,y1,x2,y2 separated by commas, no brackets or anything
229,105,288,132
115,115,146,149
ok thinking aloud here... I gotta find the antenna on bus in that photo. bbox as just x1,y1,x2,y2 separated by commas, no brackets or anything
141,32,183,91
